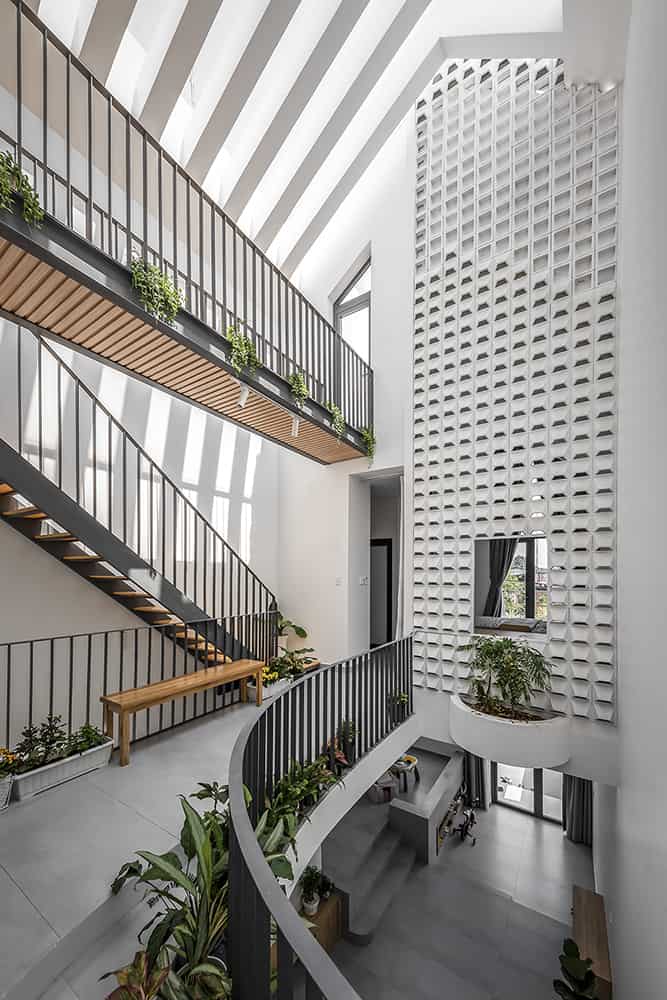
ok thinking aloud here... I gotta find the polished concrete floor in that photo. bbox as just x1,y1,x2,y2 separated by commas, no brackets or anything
0,704,257,998
332,803,594,1000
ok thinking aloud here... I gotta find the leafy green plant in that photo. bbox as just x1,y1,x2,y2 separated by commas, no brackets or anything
14,715,67,771
337,720,357,744
361,426,376,460
387,691,409,725
0,151,44,226
101,950,170,1000
67,723,108,756
318,873,335,898
299,865,321,904
130,259,183,324
277,616,308,640
466,635,552,719
0,747,18,778
267,757,337,828
227,326,259,376
269,647,316,681
553,938,598,999
288,369,308,409
325,401,345,440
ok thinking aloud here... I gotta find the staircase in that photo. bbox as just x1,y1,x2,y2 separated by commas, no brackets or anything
0,323,276,676
322,798,418,944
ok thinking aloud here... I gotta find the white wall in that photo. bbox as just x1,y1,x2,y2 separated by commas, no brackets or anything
597,2,667,995
276,116,416,661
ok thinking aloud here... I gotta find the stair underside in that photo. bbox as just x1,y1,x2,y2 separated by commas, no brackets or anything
0,234,362,465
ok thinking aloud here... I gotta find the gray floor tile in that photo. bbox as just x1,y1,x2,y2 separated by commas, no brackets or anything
37,979,78,1000
0,865,58,996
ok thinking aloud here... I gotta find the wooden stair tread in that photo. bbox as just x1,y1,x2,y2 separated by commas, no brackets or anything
88,574,127,580
36,533,76,542
0,484,16,494
101,659,264,711
3,506,46,518
112,590,150,597
63,554,101,562
133,604,169,613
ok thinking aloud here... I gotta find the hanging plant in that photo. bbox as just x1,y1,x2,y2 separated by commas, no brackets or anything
130,258,183,324
0,151,44,227
288,368,308,409
325,401,345,440
361,426,376,460
227,325,260,377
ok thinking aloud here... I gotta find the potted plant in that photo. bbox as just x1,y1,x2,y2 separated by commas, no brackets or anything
300,865,322,917
0,747,17,811
553,938,599,999
276,615,308,652
450,636,570,768
318,873,335,900
338,719,357,765
387,691,409,726
11,716,112,800
466,635,552,721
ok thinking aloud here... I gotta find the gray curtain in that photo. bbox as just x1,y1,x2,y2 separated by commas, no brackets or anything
463,753,486,809
562,775,593,845
483,538,518,616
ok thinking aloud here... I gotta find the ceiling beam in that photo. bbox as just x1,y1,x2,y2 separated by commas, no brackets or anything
185,0,301,184
79,0,138,83
139,0,222,140
224,0,371,220
280,41,445,278
254,0,431,252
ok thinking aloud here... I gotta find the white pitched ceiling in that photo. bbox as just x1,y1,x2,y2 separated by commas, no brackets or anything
37,0,628,281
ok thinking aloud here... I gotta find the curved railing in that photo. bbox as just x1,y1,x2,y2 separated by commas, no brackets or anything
1,0,373,433
228,636,413,1000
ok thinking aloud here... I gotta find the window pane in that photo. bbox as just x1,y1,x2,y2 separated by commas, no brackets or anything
341,263,371,302
502,545,526,617
339,305,370,364
496,763,534,812
535,537,548,619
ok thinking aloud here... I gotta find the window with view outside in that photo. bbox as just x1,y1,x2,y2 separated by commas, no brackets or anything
501,537,548,619
334,261,371,365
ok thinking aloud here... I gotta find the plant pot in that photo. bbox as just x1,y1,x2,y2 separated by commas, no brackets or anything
12,739,113,800
302,893,319,917
450,694,571,768
247,677,290,701
0,775,13,811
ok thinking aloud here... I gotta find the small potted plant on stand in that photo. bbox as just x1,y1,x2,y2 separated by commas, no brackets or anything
338,720,357,765
0,747,17,811
387,691,409,726
300,865,322,917
276,615,308,653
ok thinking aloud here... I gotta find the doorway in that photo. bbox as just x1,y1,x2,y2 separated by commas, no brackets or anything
490,761,563,823
370,539,392,646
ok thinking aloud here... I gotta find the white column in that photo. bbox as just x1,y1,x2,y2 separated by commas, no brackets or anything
613,1,667,996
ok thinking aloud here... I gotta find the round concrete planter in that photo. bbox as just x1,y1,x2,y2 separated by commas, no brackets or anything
449,694,570,768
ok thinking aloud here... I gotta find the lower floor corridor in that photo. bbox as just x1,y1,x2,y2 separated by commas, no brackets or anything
331,800,594,1000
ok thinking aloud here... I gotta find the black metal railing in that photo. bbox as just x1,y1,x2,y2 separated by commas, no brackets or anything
228,635,413,1000
0,322,276,620
0,0,373,432
1,611,278,748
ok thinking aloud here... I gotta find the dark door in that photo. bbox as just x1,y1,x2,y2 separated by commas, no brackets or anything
370,539,392,647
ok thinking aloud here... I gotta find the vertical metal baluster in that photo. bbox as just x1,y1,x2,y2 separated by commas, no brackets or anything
87,74,93,241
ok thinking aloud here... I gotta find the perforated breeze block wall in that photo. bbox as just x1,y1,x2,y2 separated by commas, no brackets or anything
412,59,618,721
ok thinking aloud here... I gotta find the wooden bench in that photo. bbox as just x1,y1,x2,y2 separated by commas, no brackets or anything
101,659,264,766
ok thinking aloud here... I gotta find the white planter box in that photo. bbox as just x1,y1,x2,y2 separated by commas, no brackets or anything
0,775,13,811
12,740,113,801
247,677,290,701
449,694,570,769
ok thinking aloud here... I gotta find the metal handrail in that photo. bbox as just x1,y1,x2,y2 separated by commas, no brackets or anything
0,322,276,619
227,636,413,1000
2,0,373,433
1,611,279,747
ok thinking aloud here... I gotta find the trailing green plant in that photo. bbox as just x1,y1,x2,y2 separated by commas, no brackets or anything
299,865,322,904
465,634,552,720
227,326,260,376
287,368,308,409
277,616,308,640
130,259,183,324
0,151,44,226
553,938,598,999
267,757,338,828
361,426,376,460
325,401,345,440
